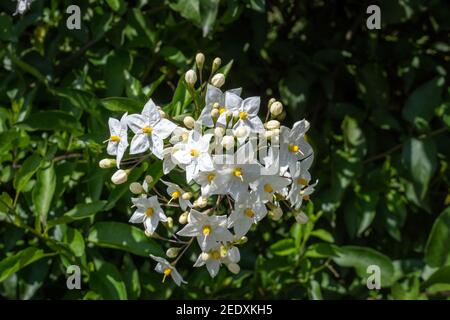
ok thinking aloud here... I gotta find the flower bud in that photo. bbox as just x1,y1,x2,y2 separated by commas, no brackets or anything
159,110,167,118
268,98,276,107
227,263,240,274
185,69,197,86
214,126,225,137
166,217,174,228
220,245,228,258
183,116,195,129
166,247,181,258
211,108,220,118
144,230,154,237
194,196,208,208
129,182,144,194
221,135,235,150
264,130,274,140
145,175,153,185
295,211,309,224
195,53,205,69
268,207,283,221
234,126,248,139
182,192,192,200
179,211,189,224
239,236,248,244
212,102,220,109
111,169,129,185
201,252,210,261
270,101,283,117
211,73,225,88
99,158,116,169
265,120,280,130
212,57,221,71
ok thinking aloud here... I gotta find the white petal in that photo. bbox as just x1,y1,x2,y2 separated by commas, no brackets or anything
130,134,149,155
142,99,160,124
242,96,260,115
150,135,164,159
153,119,177,139
127,114,146,134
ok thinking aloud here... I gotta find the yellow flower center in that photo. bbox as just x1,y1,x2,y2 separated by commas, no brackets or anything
288,143,299,153
162,267,172,282
171,191,181,199
202,225,212,236
233,168,242,178
207,173,215,183
211,250,221,260
145,208,154,217
181,133,189,141
142,126,153,134
190,148,200,157
239,111,248,120
297,178,308,185
244,208,255,218
110,135,120,142
219,107,227,114
264,184,273,193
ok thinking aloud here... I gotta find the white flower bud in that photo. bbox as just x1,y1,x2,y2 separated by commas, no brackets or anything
270,101,283,117
159,110,167,118
214,126,225,137
185,69,197,86
234,126,248,138
201,252,210,261
239,236,248,244
212,102,220,109
195,53,205,69
166,247,181,258
111,169,129,185
183,116,195,129
295,211,309,224
265,120,280,130
211,108,220,118
212,57,221,71
129,182,143,194
194,196,208,208
99,158,116,169
227,263,240,274
144,230,154,237
145,175,153,185
264,130,274,140
269,207,283,221
221,135,235,150
211,73,225,88
179,211,189,224
268,98,276,107
182,192,192,200
166,217,174,228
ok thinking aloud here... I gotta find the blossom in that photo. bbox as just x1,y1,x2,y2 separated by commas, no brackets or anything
288,176,318,210
127,99,177,159
197,84,242,128
161,180,192,210
279,120,313,176
177,209,233,251
150,255,187,286
227,193,267,236
106,113,128,168
232,95,265,133
250,175,291,203
129,196,167,234
193,246,240,278
192,167,227,197
172,130,214,182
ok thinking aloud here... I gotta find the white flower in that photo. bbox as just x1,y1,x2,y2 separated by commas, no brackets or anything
127,99,177,159
177,209,233,251
250,175,291,203
161,180,192,210
279,120,313,176
197,85,242,128
193,245,240,278
150,255,187,286
211,73,225,88
129,196,167,234
228,193,267,236
232,95,265,133
192,167,227,197
172,130,214,182
288,179,318,210
107,113,129,168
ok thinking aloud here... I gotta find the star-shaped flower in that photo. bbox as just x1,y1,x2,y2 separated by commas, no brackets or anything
129,196,167,234
150,255,187,286
127,99,177,159
107,113,129,168
227,192,267,236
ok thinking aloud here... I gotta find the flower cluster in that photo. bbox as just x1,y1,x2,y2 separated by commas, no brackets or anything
99,54,316,286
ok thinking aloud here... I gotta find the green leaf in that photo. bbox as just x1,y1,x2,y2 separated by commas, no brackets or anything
101,97,143,113
32,162,56,226
0,248,49,282
62,226,85,258
13,153,42,194
423,266,450,290
16,111,82,133
90,261,127,299
169,0,201,24
88,222,163,257
402,137,437,201
402,77,444,130
310,229,335,243
0,14,13,41
333,246,395,286
47,201,106,228
305,243,339,259
425,207,450,267
269,239,297,256
106,0,126,13
200,0,220,36
249,0,266,12
122,254,141,299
